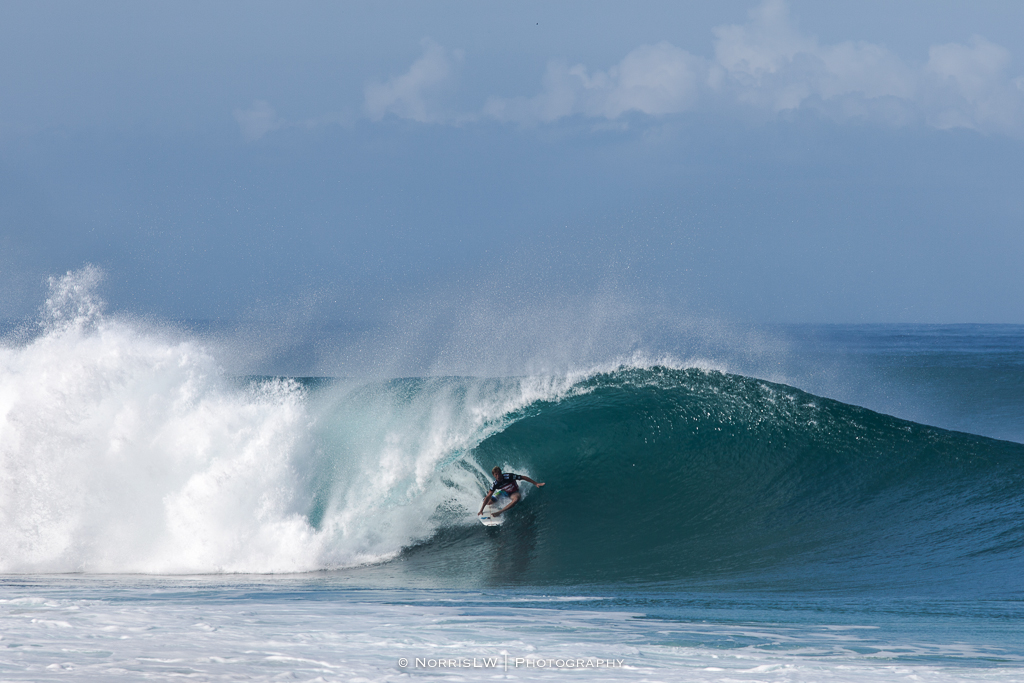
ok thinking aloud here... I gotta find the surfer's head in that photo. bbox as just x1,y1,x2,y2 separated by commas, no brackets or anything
491,466,502,478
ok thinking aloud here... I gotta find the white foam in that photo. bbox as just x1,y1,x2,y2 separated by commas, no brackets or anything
1,268,736,575
1,580,1020,682
0,270,597,573
0,269,325,573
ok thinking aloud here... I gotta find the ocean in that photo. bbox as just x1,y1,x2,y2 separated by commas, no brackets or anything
1,270,1022,681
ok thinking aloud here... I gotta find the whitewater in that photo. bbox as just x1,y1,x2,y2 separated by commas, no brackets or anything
1,268,1023,681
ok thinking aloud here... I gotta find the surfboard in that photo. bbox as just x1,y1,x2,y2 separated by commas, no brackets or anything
478,490,509,526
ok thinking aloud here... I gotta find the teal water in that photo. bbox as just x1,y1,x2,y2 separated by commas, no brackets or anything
309,366,1023,593
774,324,1024,444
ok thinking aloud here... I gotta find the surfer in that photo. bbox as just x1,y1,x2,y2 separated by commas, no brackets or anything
478,466,544,518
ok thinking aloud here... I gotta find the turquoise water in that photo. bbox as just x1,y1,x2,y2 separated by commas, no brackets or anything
308,366,1022,594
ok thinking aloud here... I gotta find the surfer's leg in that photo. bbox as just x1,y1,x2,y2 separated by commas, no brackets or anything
495,492,520,516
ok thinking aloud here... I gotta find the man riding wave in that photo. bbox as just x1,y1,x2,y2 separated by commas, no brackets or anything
477,466,545,518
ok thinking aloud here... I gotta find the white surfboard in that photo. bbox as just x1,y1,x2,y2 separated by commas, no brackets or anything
478,491,509,526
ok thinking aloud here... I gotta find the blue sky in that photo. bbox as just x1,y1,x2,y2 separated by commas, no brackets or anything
2,0,1023,325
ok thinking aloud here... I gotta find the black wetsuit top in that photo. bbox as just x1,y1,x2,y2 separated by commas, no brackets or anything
489,473,523,495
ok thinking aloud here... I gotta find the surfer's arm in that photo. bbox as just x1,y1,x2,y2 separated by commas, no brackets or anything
519,476,545,487
477,489,496,515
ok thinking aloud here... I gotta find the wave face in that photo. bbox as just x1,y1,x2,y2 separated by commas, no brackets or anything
2,269,1023,591
429,367,1024,590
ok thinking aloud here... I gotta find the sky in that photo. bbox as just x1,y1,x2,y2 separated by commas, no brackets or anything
2,0,1023,328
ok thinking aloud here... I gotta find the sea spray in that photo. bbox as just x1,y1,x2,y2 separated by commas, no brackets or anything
0,269,612,573
0,269,323,572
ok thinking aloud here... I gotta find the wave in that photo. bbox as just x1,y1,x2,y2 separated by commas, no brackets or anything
2,269,1023,592
0,270,593,573
413,366,1024,590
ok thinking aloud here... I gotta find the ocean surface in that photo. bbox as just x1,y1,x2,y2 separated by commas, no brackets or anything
1,271,1023,681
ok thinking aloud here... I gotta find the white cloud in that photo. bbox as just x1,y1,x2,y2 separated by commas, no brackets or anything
925,36,1024,134
485,42,705,123
233,100,284,141
712,0,814,82
370,1,1024,136
714,6,915,104
708,1,920,120
364,39,464,123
